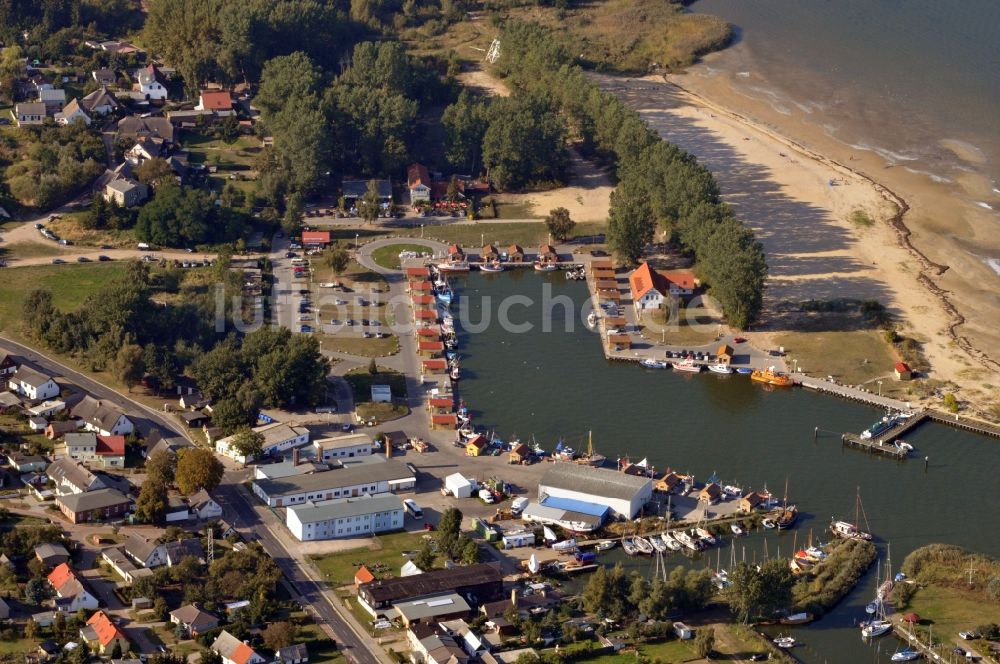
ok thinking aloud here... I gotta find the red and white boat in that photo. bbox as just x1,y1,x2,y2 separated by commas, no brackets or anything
672,358,703,373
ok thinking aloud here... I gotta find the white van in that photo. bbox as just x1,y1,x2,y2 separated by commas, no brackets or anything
137,242,150,250
403,499,423,519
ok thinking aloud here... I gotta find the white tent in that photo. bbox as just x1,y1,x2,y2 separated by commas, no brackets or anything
400,560,423,577
445,473,474,498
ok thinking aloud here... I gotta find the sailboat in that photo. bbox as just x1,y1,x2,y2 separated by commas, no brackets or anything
831,487,874,541
861,556,893,638
890,649,921,662
575,431,606,467
878,544,895,601
775,478,798,530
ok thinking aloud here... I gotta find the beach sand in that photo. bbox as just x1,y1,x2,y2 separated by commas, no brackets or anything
589,72,1000,411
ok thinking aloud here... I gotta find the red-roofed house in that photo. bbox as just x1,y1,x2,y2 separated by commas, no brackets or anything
894,362,912,380
628,262,667,313
418,341,445,356
415,308,438,322
447,245,464,261
195,90,234,116
408,164,431,203
354,565,376,586
406,266,431,278
302,230,331,247
431,413,458,429
661,271,696,296
95,435,126,467
428,397,454,411
409,281,433,292
465,435,488,457
47,563,99,612
212,630,265,664
417,327,440,337
538,244,558,265
80,610,129,654
422,359,448,374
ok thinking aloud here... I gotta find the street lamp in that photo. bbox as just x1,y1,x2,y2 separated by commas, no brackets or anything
877,380,883,397
420,224,424,239
355,232,359,249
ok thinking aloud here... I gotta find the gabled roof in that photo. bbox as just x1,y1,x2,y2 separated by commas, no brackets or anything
96,435,126,456
661,270,695,290
46,563,74,590
199,90,233,111
302,230,330,244
355,565,375,584
12,366,54,388
170,604,218,630
628,262,667,301
408,163,430,189
123,533,163,563
212,630,259,664
276,644,308,663
47,457,103,492
71,395,129,432
165,538,204,563
87,610,127,647
895,362,911,372
58,488,130,514
58,98,87,119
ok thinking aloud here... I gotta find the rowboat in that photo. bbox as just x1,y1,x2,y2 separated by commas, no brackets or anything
634,536,654,554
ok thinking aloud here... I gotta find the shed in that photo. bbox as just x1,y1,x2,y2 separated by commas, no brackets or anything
698,483,722,504
354,565,376,586
507,245,524,263
481,245,499,262
465,435,488,457
716,344,734,366
445,473,474,499
371,385,392,403
509,444,530,464
894,362,912,380
608,335,631,350
400,560,423,577
431,414,458,430
501,531,535,549
673,622,694,640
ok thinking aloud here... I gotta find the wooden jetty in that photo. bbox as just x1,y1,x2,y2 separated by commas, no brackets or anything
841,408,1000,459
841,433,908,459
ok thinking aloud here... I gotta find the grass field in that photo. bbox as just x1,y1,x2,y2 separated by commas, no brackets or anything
310,531,431,586
639,306,721,345
356,401,409,423
905,585,992,646
47,213,137,248
183,132,261,172
772,328,898,386
559,638,697,664
345,365,410,423
321,335,399,358
0,262,125,331
370,243,434,270
3,240,71,258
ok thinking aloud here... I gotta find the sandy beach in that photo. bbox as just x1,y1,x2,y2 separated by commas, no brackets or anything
588,72,1000,412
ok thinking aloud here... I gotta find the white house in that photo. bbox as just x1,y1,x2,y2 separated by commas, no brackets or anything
194,90,234,116
80,86,119,116
9,367,59,400
122,533,168,568
47,563,100,612
286,493,403,541
628,263,667,314
46,458,106,495
216,422,310,464
135,65,168,101
70,395,135,436
13,102,46,127
407,164,431,203
313,433,372,461
54,98,91,126
190,489,223,520
212,630,266,664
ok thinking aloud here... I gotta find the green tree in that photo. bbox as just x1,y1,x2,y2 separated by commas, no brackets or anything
322,243,351,275
413,540,436,571
606,188,654,266
229,426,265,465
23,618,38,640
135,479,168,523
135,158,176,188
694,628,715,658
113,343,145,392
357,180,383,224
262,621,296,650
944,393,959,413
25,578,48,605
544,207,575,242
175,448,224,496
282,193,304,236
145,449,176,485
442,90,488,173
458,536,480,565
482,94,567,192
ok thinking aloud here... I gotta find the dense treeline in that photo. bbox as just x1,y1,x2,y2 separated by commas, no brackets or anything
0,123,104,210
491,20,768,329
582,563,714,622
0,0,142,44
134,182,249,248
251,40,455,198
790,539,876,616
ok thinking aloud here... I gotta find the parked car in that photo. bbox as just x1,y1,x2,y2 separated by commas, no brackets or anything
76,256,91,262
98,255,112,262
299,325,313,333
590,249,608,257
100,244,113,249
51,258,66,264
286,252,297,258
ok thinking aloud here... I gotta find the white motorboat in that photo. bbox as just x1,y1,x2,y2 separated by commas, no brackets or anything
640,359,669,369
894,439,914,453
708,363,733,374
890,649,921,662
861,620,892,638
552,538,578,553
762,518,777,529
534,262,558,272
805,546,827,559
594,540,616,551
722,484,742,498
773,636,795,649
480,261,503,273
730,524,744,536
673,358,703,373
586,311,599,328
438,260,470,273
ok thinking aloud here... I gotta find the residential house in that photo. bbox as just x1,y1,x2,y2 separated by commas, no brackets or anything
116,116,175,144
410,630,470,664
126,137,165,165
28,416,48,432
164,538,204,566
28,400,65,419
134,64,168,101
274,644,308,664
195,91,234,116
0,351,18,375
101,547,154,585
54,99,90,126
170,604,219,637
38,89,66,114
71,395,135,436
439,618,489,658
190,489,223,520
47,458,106,495
447,244,465,262
46,420,81,439
165,495,190,522
47,564,99,612
894,362,912,380
9,367,59,400
122,533,168,568
81,86,119,116
342,179,392,205
92,69,117,87
7,452,48,473
212,630,266,664
104,177,148,208
661,271,696,296
0,392,20,412
628,262,667,314
216,422,310,464
80,610,129,655
408,164,431,203
180,410,211,429
34,543,70,568
57,488,131,523
506,245,524,263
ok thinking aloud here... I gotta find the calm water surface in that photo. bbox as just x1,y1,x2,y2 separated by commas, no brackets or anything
453,272,1000,663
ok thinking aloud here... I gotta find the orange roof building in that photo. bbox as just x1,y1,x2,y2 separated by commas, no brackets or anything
302,230,331,245
406,266,431,278
355,565,376,586
82,610,129,654
196,90,233,113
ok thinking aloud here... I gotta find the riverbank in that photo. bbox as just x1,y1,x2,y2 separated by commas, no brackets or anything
590,72,1000,418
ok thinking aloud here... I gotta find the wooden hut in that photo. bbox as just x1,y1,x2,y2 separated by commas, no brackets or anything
698,483,722,504
405,266,431,279
716,344,733,366
538,244,558,265
421,358,448,374
465,435,488,457
507,245,525,263
427,397,454,413
447,244,465,261
509,443,530,464
608,334,631,350
431,414,458,430
409,280,433,292
411,294,435,307
418,340,445,356
481,244,499,262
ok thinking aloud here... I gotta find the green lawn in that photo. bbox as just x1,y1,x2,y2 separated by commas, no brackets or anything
3,240,71,258
370,243,435,270
310,531,432,586
321,335,400,358
182,132,261,173
0,262,125,331
772,328,898,386
559,638,697,664
639,307,721,345
905,585,998,647
356,401,409,423
0,637,39,656
297,624,345,664
344,366,408,402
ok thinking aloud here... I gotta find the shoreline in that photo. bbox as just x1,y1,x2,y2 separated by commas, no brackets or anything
659,76,1000,377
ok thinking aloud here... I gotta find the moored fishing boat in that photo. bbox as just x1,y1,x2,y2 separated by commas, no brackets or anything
673,358,703,373
894,439,914,453
831,520,872,541
594,540,616,551
480,261,503,273
640,359,669,369
438,260,470,273
708,363,733,374
776,505,798,529
780,612,815,625
751,366,794,386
